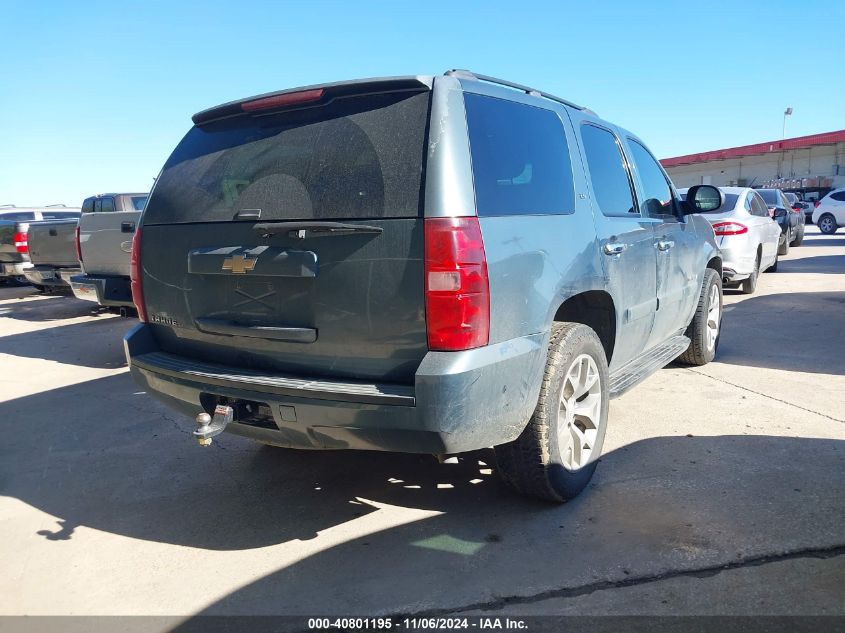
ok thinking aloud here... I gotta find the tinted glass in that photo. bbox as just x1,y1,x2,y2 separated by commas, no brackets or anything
100,197,115,212
750,193,769,217
758,190,779,205
628,140,674,217
130,196,148,211
464,94,574,216
784,193,798,204
0,211,35,221
830,191,845,201
41,211,81,219
81,198,94,213
144,91,430,224
580,125,636,216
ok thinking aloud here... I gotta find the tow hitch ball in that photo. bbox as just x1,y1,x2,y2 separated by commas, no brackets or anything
194,404,233,447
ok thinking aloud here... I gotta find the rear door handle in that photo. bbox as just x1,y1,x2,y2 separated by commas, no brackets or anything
121,222,136,233
656,239,675,251
603,242,628,256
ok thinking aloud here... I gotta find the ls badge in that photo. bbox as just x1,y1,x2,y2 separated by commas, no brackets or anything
222,254,257,274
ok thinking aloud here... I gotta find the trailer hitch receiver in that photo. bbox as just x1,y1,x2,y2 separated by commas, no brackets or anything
194,404,233,447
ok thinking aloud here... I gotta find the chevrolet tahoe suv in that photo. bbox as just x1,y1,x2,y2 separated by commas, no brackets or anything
125,71,723,502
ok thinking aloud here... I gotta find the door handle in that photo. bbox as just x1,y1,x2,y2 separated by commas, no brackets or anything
121,222,136,233
603,242,628,256
656,239,675,251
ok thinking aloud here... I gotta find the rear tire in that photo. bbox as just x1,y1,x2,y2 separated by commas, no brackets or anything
495,322,609,503
741,255,760,295
818,214,838,235
678,269,722,366
777,234,790,256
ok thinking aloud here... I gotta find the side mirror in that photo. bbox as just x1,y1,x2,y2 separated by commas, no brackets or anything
773,208,788,218
684,185,724,213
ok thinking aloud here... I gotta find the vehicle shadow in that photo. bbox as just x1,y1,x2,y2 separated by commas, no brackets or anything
777,254,845,274
717,291,845,375
0,289,97,322
1,374,842,616
0,317,132,369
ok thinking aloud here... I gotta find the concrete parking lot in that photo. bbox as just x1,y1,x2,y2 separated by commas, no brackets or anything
1,226,843,621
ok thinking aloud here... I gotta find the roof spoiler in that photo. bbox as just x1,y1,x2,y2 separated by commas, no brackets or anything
192,76,433,125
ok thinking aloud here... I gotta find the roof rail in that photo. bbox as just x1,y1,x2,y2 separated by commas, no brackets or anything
0,204,16,208
45,204,67,207
445,69,591,112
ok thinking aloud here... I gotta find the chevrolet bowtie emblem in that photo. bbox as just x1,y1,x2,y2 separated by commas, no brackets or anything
222,254,257,274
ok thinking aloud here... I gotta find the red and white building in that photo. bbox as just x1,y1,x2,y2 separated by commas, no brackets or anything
661,130,845,200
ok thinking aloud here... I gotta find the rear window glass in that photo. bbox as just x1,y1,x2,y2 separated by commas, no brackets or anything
144,91,431,224
758,190,779,205
41,211,81,219
464,93,575,216
130,196,148,211
679,192,740,212
0,212,35,221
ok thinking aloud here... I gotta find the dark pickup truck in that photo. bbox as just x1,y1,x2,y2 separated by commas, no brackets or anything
23,217,82,291
0,207,81,284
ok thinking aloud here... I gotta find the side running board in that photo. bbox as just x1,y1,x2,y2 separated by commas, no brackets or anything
608,336,690,399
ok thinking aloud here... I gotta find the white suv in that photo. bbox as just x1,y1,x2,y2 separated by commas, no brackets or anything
813,188,845,234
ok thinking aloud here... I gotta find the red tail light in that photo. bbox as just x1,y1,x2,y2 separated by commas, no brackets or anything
712,221,749,236
74,226,83,263
424,217,490,351
814,200,821,208
130,228,147,322
13,231,28,253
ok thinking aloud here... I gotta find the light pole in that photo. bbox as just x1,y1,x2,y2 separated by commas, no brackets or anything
783,107,793,139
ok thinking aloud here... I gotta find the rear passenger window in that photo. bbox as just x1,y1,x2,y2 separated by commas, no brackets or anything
464,94,574,216
580,125,637,217
831,191,845,202
627,140,675,218
100,197,115,212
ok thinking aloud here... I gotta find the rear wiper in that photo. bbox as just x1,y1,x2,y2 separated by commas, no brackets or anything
253,221,384,239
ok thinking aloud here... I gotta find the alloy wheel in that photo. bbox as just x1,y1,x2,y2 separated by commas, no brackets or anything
706,283,720,351
558,354,602,471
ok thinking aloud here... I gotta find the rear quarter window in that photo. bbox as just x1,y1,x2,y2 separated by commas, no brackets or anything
464,93,575,216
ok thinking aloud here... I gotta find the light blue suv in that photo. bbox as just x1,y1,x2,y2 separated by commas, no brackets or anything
125,70,723,502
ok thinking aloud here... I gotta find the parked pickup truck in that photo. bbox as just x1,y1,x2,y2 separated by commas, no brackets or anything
126,71,724,503
0,207,81,284
71,193,148,308
23,217,83,291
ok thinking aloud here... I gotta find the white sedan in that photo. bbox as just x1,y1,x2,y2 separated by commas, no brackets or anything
679,187,781,294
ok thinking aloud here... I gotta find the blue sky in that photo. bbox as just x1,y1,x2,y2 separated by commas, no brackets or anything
1,0,842,206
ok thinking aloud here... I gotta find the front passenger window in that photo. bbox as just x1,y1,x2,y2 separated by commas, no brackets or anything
628,140,675,218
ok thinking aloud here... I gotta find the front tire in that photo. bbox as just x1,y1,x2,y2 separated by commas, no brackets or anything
767,251,779,273
791,226,804,246
495,322,609,503
678,269,722,366
818,214,838,235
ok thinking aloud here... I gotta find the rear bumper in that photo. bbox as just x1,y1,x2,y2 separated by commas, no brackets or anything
124,323,547,454
24,266,79,288
69,273,134,307
1,261,32,279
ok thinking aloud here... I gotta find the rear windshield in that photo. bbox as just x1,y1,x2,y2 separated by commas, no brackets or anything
144,91,430,224
41,211,81,219
0,212,35,221
758,190,780,205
